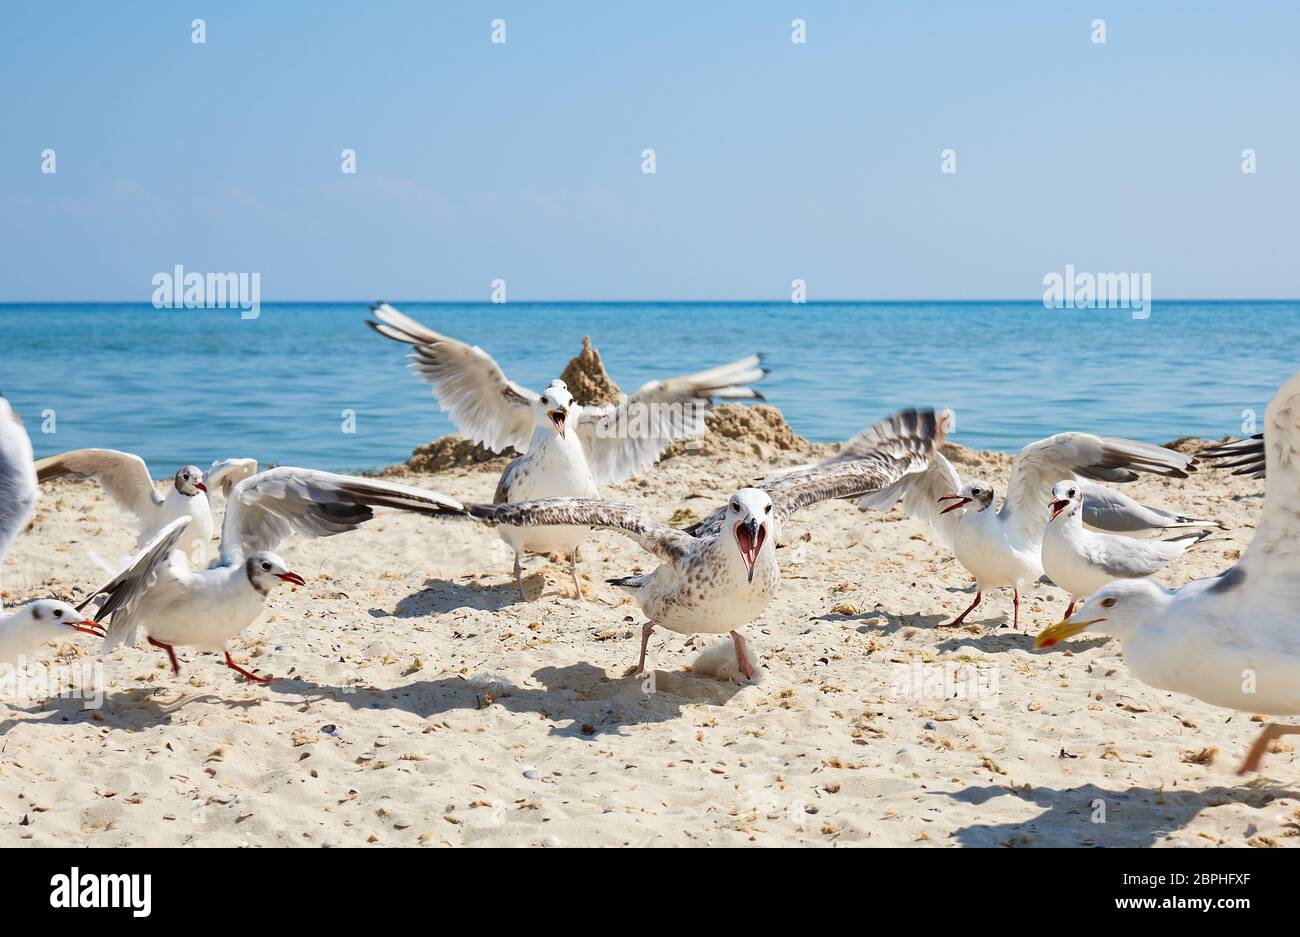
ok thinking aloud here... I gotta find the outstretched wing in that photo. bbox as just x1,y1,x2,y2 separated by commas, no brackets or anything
767,408,942,526
575,356,768,486
367,302,537,452
34,448,161,518
1003,434,1194,544
218,467,467,566
83,517,191,652
1238,371,1300,584
0,397,37,592
855,450,964,550
469,498,693,562
205,458,259,497
1200,434,1266,479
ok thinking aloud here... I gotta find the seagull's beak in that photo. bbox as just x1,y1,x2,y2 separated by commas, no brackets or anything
196,481,208,494
1049,498,1070,521
276,571,306,586
548,409,567,437
937,494,971,515
66,619,106,638
1034,617,1105,649
734,518,766,583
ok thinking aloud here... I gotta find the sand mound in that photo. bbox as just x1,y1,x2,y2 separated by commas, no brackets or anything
559,337,622,407
662,403,812,462
385,436,515,475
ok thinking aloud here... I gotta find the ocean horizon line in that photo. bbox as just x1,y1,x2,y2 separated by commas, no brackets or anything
2,297,1298,307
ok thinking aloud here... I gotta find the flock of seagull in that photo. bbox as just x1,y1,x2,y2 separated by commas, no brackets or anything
0,303,1296,776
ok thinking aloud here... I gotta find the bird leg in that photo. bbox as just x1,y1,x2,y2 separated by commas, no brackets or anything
947,591,982,627
1238,722,1300,774
224,650,274,684
731,630,756,680
513,551,527,602
147,636,181,676
1013,589,1021,630
1063,599,1076,620
569,547,584,601
636,621,655,675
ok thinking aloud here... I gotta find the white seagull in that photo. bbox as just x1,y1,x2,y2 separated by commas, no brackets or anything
855,430,1197,628
0,397,178,665
1042,480,1214,619
467,409,943,679
367,302,768,601
1036,370,1300,774
99,467,466,683
34,449,258,562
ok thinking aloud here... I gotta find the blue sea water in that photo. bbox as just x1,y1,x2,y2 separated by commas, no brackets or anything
0,301,1295,473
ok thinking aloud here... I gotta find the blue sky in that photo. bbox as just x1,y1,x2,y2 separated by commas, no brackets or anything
2,1,1296,301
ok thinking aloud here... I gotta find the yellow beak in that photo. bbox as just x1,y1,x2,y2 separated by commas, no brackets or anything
1034,617,1105,650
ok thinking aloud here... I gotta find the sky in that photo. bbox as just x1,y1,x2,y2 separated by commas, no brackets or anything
1,1,1297,302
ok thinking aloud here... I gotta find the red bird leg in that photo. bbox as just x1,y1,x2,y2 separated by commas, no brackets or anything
147,636,180,675
947,592,982,627
224,651,273,684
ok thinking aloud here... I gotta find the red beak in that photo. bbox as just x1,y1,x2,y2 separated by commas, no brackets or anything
1049,499,1070,521
196,481,208,493
277,571,306,586
735,519,766,583
548,410,567,436
937,494,971,515
67,619,106,638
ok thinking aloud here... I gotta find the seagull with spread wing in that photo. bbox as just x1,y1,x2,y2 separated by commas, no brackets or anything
34,449,258,562
0,397,181,665
853,423,1199,628
1036,370,1300,775
97,467,467,683
367,302,768,601
468,409,942,680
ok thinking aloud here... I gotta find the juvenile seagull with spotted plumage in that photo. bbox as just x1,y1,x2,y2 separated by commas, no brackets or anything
367,302,768,601
468,409,943,680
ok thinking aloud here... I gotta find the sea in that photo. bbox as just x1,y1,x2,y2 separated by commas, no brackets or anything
0,301,1294,473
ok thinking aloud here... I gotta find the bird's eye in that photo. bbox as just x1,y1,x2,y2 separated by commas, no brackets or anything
764,504,772,514
540,397,548,405
53,608,63,618
1101,597,1117,608
1069,488,1077,497
261,562,271,571
731,501,741,511
971,488,980,496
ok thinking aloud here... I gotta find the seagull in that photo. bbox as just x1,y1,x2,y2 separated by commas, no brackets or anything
467,409,943,679
856,430,1197,628
367,302,768,601
0,397,178,665
34,449,258,562
1042,480,1214,618
1035,369,1300,774
96,467,466,683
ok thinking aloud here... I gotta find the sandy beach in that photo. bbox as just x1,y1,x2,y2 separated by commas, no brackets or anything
0,413,1292,849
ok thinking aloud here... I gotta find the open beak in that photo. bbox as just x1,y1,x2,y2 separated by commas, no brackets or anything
1034,617,1105,649
195,481,208,494
1049,498,1070,521
548,409,567,436
66,618,106,638
734,518,766,584
937,494,972,515
277,571,306,586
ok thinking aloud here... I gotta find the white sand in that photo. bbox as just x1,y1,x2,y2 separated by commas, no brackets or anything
0,438,1293,848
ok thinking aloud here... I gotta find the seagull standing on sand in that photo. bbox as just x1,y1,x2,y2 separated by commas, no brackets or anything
1041,480,1214,619
98,467,466,683
1037,370,1300,775
468,410,942,680
34,449,258,562
857,430,1197,628
367,302,768,601
0,398,179,665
